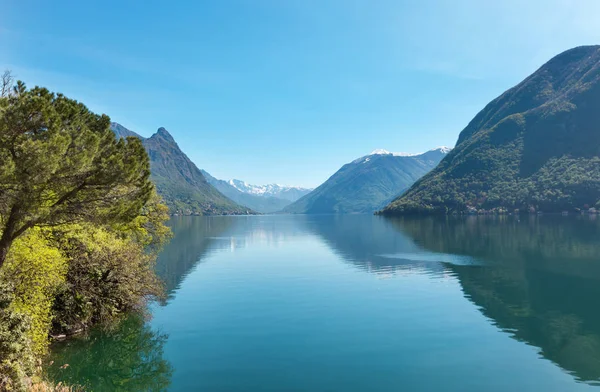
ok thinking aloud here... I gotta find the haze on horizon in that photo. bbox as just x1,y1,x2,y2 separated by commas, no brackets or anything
2,0,600,188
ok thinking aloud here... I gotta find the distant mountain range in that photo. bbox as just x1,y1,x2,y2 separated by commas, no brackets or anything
200,171,312,213
383,45,600,215
111,123,250,215
284,147,450,214
112,122,312,215
227,180,312,202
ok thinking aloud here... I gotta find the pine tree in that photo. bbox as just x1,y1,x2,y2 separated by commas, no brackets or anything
0,83,153,267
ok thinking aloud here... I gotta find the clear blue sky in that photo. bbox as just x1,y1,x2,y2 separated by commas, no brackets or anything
2,0,600,188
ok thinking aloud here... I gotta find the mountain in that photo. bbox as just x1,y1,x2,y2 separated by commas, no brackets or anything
111,122,144,140
226,180,312,202
200,171,299,213
283,147,450,214
383,45,600,215
110,123,250,215
200,172,312,213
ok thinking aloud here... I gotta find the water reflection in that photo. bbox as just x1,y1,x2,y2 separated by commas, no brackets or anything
390,215,600,384
156,216,318,295
155,216,235,296
209,215,314,249
157,214,600,385
304,214,450,276
49,215,600,389
47,314,173,391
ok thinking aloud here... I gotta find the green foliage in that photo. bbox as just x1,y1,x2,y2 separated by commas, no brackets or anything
0,282,36,392
0,193,169,390
0,195,169,387
115,190,172,250
51,223,165,334
383,45,600,215
0,81,172,389
2,229,67,355
0,85,153,266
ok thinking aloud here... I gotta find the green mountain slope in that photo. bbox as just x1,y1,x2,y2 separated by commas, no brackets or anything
200,170,292,213
111,123,250,215
383,45,600,215
284,147,449,214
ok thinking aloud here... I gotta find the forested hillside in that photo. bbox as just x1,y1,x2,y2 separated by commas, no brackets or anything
111,123,251,215
383,45,600,215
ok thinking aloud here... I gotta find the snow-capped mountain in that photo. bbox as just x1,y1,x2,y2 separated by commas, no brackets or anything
199,170,313,213
228,180,312,202
368,148,420,157
356,146,451,162
284,146,451,214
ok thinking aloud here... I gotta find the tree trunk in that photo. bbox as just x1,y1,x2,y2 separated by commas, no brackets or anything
0,234,12,269
0,244,8,268
0,206,19,269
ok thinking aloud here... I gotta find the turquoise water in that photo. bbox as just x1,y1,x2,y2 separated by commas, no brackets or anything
50,215,600,391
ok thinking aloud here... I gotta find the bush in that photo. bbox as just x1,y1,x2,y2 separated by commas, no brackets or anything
0,77,171,390
0,282,36,392
51,224,164,334
2,229,67,355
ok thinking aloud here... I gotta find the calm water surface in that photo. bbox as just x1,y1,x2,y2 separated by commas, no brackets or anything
49,214,600,391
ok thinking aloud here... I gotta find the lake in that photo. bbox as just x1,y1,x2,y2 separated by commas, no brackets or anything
49,214,600,391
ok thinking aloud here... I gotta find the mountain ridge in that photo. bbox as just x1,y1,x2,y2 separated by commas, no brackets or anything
284,147,450,214
383,45,600,215
111,123,251,215
111,122,145,140
227,179,312,201
200,170,302,213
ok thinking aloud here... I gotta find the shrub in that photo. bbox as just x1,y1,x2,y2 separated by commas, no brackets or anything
0,282,36,392
52,224,164,334
2,229,67,355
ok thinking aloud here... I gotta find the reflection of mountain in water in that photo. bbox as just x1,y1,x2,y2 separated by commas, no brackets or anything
154,214,600,383
391,215,600,384
156,216,317,297
217,215,314,249
155,216,235,296
304,214,448,275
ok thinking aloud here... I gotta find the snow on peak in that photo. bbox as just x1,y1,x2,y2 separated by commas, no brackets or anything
371,146,452,157
370,149,391,155
431,146,452,154
228,179,312,197
354,146,451,164
369,149,419,157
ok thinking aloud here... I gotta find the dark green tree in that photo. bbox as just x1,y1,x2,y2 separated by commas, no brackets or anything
0,84,153,267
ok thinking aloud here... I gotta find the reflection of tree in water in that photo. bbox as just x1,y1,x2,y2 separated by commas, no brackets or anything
47,314,172,392
155,216,235,297
390,215,600,384
47,216,238,390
